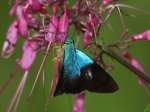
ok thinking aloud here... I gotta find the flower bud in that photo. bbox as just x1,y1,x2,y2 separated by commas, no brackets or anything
2,19,19,58
131,30,150,42
122,52,146,85
73,92,85,112
19,8,28,37
17,40,40,70
46,6,58,43
10,1,20,16
58,5,69,43
102,0,112,6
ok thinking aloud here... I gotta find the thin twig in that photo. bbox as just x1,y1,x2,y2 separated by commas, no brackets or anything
102,45,150,83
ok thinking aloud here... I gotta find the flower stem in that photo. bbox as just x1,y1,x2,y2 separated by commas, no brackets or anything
104,46,150,83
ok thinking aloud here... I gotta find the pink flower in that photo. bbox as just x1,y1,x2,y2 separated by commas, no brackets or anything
83,32,94,45
72,1,80,11
26,13,40,25
2,19,19,58
17,39,40,70
58,5,69,43
40,7,47,15
9,1,20,16
123,52,150,96
83,22,95,45
131,30,150,42
122,52,146,85
46,6,58,43
19,8,28,37
91,14,98,26
16,5,23,19
101,0,112,6
83,14,98,46
29,0,42,12
73,92,85,112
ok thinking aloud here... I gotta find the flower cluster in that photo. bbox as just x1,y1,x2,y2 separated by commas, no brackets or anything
2,0,70,111
1,0,150,112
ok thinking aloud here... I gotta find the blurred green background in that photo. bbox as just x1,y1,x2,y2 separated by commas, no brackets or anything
0,0,150,112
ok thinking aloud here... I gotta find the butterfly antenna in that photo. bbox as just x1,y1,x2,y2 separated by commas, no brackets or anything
28,17,53,101
48,17,67,41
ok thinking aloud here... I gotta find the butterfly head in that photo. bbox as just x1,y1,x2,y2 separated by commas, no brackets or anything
64,37,74,46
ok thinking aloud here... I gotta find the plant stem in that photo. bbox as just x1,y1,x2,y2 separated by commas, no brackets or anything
104,46,150,83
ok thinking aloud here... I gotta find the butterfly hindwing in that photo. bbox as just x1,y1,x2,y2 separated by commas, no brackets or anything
54,50,119,97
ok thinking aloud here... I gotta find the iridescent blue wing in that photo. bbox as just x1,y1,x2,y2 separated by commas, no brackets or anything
54,50,119,97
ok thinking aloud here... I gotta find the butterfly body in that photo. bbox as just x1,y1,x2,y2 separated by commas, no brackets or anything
54,37,119,97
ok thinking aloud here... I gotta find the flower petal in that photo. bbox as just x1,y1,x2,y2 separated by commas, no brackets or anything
102,0,112,6
17,40,40,70
29,0,41,12
46,6,58,43
131,30,150,42
19,8,28,37
10,1,20,16
58,5,69,43
122,52,146,85
2,19,19,58
73,92,85,112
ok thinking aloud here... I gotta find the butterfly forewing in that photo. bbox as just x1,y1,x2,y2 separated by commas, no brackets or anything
54,48,118,97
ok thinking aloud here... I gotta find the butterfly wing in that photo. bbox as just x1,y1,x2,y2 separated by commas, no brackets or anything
54,50,119,97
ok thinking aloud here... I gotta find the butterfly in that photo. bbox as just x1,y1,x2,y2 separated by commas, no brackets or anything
54,37,119,97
